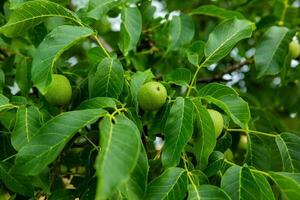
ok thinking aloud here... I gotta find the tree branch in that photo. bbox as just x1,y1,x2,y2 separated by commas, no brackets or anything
197,59,253,83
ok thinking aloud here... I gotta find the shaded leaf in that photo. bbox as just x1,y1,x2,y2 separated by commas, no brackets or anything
168,14,195,51
0,162,34,196
204,151,224,177
255,26,294,78
187,40,205,66
166,68,191,86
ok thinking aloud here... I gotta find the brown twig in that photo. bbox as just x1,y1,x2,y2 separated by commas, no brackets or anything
197,59,253,83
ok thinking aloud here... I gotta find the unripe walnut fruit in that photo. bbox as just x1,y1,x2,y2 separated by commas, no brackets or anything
44,74,72,106
207,109,224,138
289,41,300,59
137,81,167,111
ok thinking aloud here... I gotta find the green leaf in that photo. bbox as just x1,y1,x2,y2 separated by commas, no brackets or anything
121,147,148,200
11,105,42,151
221,166,261,200
15,55,31,95
0,95,17,113
96,115,141,200
275,132,300,172
145,167,187,200
90,58,124,98
245,134,271,171
87,0,121,20
31,25,94,94
192,98,216,170
162,97,194,167
119,7,142,55
187,40,205,66
269,172,300,199
199,83,250,129
204,151,224,177
168,14,195,51
202,18,255,67
76,97,118,110
191,5,245,19
188,185,231,200
251,171,275,200
13,109,106,176
255,26,294,78
0,162,34,196
0,0,82,37
166,68,192,86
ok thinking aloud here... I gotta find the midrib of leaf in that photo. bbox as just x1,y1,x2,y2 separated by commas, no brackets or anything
238,167,242,199
161,170,185,199
1,14,82,30
169,99,185,159
276,135,295,172
98,119,113,176
25,108,29,142
260,30,287,76
104,59,114,96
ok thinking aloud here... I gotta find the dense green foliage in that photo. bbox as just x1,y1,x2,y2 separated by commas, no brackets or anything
0,0,299,199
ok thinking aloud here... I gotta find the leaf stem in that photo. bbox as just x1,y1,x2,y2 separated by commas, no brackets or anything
82,134,99,151
182,153,199,198
224,159,274,182
226,128,277,138
93,35,111,58
278,0,288,26
1,154,17,162
186,63,204,97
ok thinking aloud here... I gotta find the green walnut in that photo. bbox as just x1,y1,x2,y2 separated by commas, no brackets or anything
289,41,300,59
44,74,72,106
224,149,234,161
238,135,248,150
137,81,167,111
207,109,224,138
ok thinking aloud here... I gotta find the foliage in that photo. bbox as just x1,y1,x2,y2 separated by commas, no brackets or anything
0,0,299,199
